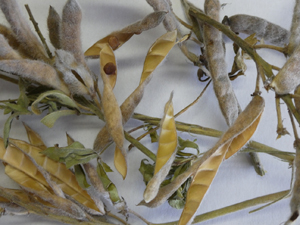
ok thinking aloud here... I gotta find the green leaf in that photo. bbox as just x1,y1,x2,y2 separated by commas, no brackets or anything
177,136,199,153
31,90,79,115
102,161,113,172
168,198,185,209
74,164,90,189
17,79,30,110
3,113,20,148
41,110,78,128
146,125,158,143
43,141,97,168
97,162,122,203
139,159,154,185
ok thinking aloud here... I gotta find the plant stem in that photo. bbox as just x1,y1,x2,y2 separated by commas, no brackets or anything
248,152,265,176
281,95,300,126
153,190,289,225
124,132,156,161
0,74,19,84
253,44,287,54
189,8,274,78
128,209,153,225
24,4,53,59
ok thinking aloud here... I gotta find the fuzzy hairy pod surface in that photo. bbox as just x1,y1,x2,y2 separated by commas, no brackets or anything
0,59,69,94
0,34,21,60
204,0,240,126
224,14,290,47
288,0,300,55
270,44,300,94
47,6,61,49
0,0,49,62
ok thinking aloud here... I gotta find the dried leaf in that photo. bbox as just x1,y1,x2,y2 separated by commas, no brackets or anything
43,141,97,168
99,44,117,88
0,60,70,94
143,93,177,203
5,138,103,214
74,164,90,189
177,136,199,153
97,162,122,203
40,109,78,128
31,90,79,115
140,95,264,209
140,30,177,84
3,112,21,148
23,122,47,149
85,11,167,57
47,6,61,49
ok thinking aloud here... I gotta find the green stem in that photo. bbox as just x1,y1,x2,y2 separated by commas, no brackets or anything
124,132,156,161
281,95,300,126
189,8,274,78
153,190,289,225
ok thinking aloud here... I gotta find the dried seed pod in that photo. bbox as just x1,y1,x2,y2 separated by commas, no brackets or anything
47,6,61,49
0,24,20,50
0,0,49,62
270,44,300,94
146,0,179,33
85,11,167,57
140,30,177,84
288,0,300,55
223,14,290,47
60,0,85,65
99,44,117,88
100,47,127,179
204,0,240,126
23,122,47,149
1,138,104,215
0,34,21,59
55,49,95,96
0,59,70,94
143,93,177,203
140,95,264,209
94,31,177,151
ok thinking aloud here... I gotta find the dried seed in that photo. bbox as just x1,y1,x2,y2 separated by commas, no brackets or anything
85,11,167,57
204,0,240,126
104,62,117,75
99,44,117,88
223,14,290,47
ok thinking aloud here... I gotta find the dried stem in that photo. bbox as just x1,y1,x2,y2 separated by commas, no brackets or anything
276,96,290,139
153,190,289,225
0,74,19,84
253,44,287,54
189,8,274,78
281,95,300,126
24,4,53,59
128,209,153,225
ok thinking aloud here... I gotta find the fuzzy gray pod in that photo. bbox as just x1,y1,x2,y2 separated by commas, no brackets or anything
204,0,239,126
47,6,61,49
270,44,300,94
0,34,22,60
225,14,290,47
0,0,49,62
288,0,300,55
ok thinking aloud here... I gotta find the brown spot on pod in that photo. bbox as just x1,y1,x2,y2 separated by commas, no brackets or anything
108,36,120,50
103,62,116,75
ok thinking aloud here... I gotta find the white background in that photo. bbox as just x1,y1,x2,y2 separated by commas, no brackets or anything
0,0,296,224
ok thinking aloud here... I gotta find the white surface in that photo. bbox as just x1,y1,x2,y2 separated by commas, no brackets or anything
0,0,296,224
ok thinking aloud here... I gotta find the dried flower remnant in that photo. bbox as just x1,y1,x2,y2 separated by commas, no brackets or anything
288,0,300,55
0,59,70,94
47,6,61,49
85,11,167,57
270,44,300,94
223,14,290,47
0,0,49,62
143,93,177,203
204,0,240,126
140,95,264,209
